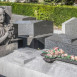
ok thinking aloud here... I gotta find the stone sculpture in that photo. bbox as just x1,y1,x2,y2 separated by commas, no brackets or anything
0,6,18,57
0,8,8,44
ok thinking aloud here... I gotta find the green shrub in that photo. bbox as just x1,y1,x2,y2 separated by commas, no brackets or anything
53,0,62,3
62,0,75,5
0,2,77,27
44,0,51,2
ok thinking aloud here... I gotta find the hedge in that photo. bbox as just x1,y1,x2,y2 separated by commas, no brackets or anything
0,2,77,27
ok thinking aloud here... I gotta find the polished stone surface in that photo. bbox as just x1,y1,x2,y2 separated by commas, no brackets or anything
13,20,53,37
62,17,77,37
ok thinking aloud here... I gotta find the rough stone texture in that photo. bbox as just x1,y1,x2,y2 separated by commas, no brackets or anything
0,42,18,57
62,17,77,37
0,48,77,77
0,6,18,57
14,20,53,37
45,34,77,55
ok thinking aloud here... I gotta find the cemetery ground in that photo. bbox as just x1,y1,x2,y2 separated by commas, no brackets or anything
0,4,77,77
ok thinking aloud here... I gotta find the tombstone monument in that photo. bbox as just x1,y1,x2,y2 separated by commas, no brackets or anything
13,20,53,49
62,17,77,37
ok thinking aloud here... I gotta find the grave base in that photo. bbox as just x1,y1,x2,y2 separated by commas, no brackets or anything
0,48,77,77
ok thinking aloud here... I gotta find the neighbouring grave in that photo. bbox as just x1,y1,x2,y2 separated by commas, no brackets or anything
45,17,77,55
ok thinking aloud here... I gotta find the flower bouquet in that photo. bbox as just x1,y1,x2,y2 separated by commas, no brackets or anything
41,47,77,64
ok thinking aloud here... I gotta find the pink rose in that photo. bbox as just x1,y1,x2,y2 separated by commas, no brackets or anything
54,47,59,51
59,49,65,54
64,53,68,57
74,56,77,61
47,54,52,57
70,55,75,60
55,51,59,55
50,52,54,55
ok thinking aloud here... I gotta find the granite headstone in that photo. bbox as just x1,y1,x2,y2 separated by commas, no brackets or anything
62,17,77,37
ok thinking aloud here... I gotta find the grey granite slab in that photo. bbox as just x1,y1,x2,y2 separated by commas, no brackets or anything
45,34,72,44
45,34,77,55
13,20,53,37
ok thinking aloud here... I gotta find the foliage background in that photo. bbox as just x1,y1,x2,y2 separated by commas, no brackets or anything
0,2,77,27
